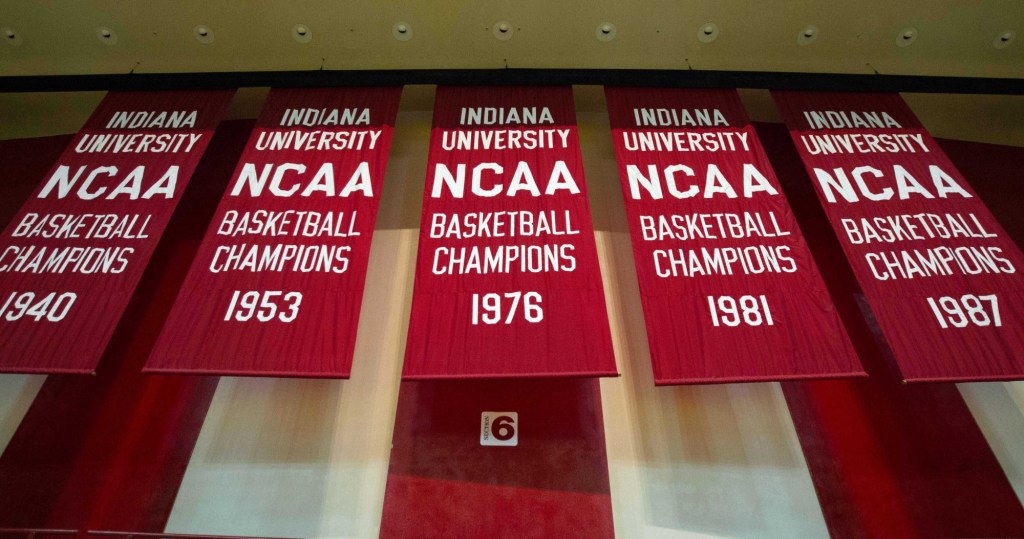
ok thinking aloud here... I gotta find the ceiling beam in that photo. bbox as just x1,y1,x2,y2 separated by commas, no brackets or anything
1,68,1022,95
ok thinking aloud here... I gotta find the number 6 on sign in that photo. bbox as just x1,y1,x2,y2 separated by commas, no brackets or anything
480,411,518,446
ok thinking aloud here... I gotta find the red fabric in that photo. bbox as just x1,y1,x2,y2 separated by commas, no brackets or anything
759,123,1024,537
380,379,613,538
773,92,1024,382
605,87,863,384
0,90,233,374
402,86,616,379
146,87,401,377
0,121,249,531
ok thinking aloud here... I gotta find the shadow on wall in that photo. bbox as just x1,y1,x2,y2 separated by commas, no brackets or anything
166,377,344,537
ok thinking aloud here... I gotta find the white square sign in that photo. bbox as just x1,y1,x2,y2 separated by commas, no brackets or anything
480,411,518,446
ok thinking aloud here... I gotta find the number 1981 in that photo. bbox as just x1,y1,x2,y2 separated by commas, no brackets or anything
708,295,774,327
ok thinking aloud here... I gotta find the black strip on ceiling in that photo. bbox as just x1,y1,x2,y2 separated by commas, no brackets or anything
0,68,1021,94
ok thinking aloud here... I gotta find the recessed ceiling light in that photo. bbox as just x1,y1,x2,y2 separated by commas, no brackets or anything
994,30,1015,49
897,27,917,47
96,27,117,45
596,23,616,42
493,21,514,41
798,25,818,45
194,25,214,44
698,22,719,43
2,27,22,47
392,22,412,41
292,24,312,43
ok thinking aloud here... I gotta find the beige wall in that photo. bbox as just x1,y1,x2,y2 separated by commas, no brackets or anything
0,375,45,455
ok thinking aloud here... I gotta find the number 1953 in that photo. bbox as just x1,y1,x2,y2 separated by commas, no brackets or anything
225,290,302,323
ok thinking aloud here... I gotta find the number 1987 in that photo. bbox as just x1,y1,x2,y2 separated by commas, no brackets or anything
926,294,1001,329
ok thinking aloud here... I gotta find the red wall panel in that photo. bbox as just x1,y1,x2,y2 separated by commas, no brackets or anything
380,379,614,538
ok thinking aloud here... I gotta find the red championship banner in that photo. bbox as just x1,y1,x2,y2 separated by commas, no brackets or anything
146,87,401,377
605,88,862,384
773,91,1024,382
402,86,617,379
0,90,232,374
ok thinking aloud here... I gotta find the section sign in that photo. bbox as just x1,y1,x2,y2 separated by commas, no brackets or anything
606,87,862,384
0,90,233,373
402,86,617,379
146,87,401,377
773,91,1024,382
